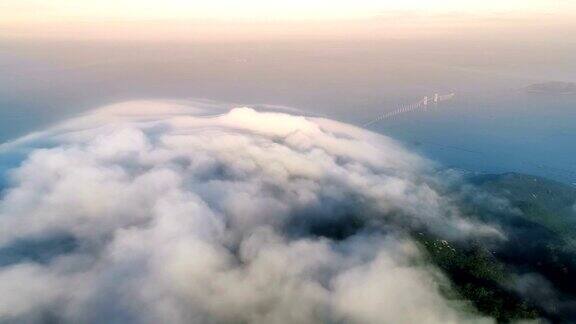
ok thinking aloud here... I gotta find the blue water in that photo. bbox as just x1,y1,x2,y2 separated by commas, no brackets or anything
371,93,576,184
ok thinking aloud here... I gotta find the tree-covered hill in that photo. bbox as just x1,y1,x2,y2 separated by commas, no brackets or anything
418,173,576,322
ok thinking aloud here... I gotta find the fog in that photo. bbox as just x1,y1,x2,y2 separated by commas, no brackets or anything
1,36,575,182
0,101,503,323
2,26,576,322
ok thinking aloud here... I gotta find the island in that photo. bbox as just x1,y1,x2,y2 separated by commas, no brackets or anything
525,81,576,95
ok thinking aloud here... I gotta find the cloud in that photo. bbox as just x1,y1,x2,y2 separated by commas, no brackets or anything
0,101,495,323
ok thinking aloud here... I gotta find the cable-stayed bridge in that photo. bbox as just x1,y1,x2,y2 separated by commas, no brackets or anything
364,93,455,127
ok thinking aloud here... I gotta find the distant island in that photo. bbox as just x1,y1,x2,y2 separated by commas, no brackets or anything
526,81,576,94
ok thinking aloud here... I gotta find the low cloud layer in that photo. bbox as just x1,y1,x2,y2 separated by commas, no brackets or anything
0,101,495,323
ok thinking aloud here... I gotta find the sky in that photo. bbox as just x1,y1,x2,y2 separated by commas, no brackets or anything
1,0,573,22
1,0,575,40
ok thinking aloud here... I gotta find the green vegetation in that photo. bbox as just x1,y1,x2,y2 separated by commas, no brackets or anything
417,172,576,322
474,172,576,248
415,234,541,322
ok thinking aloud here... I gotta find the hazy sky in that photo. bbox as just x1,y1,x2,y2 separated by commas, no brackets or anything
1,0,573,22
1,0,575,40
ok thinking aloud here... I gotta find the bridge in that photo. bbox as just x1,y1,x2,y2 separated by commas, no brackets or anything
364,93,455,127
363,93,576,182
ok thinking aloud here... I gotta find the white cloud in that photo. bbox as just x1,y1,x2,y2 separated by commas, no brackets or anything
0,101,494,323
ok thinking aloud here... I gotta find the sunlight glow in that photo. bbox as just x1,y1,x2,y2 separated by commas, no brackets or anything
1,0,574,41
1,0,571,23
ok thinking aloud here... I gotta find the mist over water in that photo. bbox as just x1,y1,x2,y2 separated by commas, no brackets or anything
1,38,576,183
2,26,576,322
3,1,576,321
